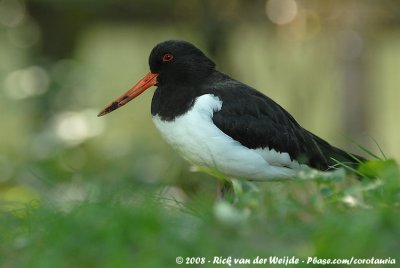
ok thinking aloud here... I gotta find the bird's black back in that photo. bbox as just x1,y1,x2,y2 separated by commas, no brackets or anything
205,72,364,170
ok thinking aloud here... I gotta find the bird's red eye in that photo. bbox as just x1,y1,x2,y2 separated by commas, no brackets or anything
162,53,174,62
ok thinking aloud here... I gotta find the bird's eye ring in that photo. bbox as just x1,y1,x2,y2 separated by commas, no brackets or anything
162,53,174,62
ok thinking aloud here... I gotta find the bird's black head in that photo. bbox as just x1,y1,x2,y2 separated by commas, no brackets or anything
98,40,215,117
149,40,216,86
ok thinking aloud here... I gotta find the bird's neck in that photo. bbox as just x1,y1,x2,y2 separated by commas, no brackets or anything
151,84,204,121
151,71,229,121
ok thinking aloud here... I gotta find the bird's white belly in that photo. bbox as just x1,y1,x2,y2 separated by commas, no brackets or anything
152,94,304,180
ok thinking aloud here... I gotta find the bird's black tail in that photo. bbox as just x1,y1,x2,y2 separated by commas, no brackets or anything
305,130,366,171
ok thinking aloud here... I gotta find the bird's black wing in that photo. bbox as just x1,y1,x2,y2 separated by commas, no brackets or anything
208,77,361,170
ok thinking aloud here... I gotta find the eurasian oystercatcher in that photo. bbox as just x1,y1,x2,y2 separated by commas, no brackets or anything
98,40,364,180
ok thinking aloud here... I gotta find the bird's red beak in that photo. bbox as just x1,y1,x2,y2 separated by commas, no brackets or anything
98,72,158,117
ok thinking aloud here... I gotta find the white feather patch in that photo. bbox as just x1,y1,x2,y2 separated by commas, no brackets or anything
152,94,306,180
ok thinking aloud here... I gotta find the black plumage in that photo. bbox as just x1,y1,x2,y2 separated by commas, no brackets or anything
208,73,362,170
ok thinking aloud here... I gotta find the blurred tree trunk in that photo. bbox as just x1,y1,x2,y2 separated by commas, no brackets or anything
338,2,369,150
340,34,368,143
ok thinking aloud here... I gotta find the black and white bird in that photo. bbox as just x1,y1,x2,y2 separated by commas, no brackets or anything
98,40,364,180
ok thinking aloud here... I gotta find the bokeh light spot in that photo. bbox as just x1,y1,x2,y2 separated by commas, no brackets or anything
4,66,49,99
266,0,298,25
54,109,105,146
0,0,25,27
8,17,41,48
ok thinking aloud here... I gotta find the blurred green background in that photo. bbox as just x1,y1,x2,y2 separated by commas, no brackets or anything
1,0,400,267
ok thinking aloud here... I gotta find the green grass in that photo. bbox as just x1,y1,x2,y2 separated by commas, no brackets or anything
0,160,399,268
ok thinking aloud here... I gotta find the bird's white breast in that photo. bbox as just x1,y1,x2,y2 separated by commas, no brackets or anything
152,94,304,180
